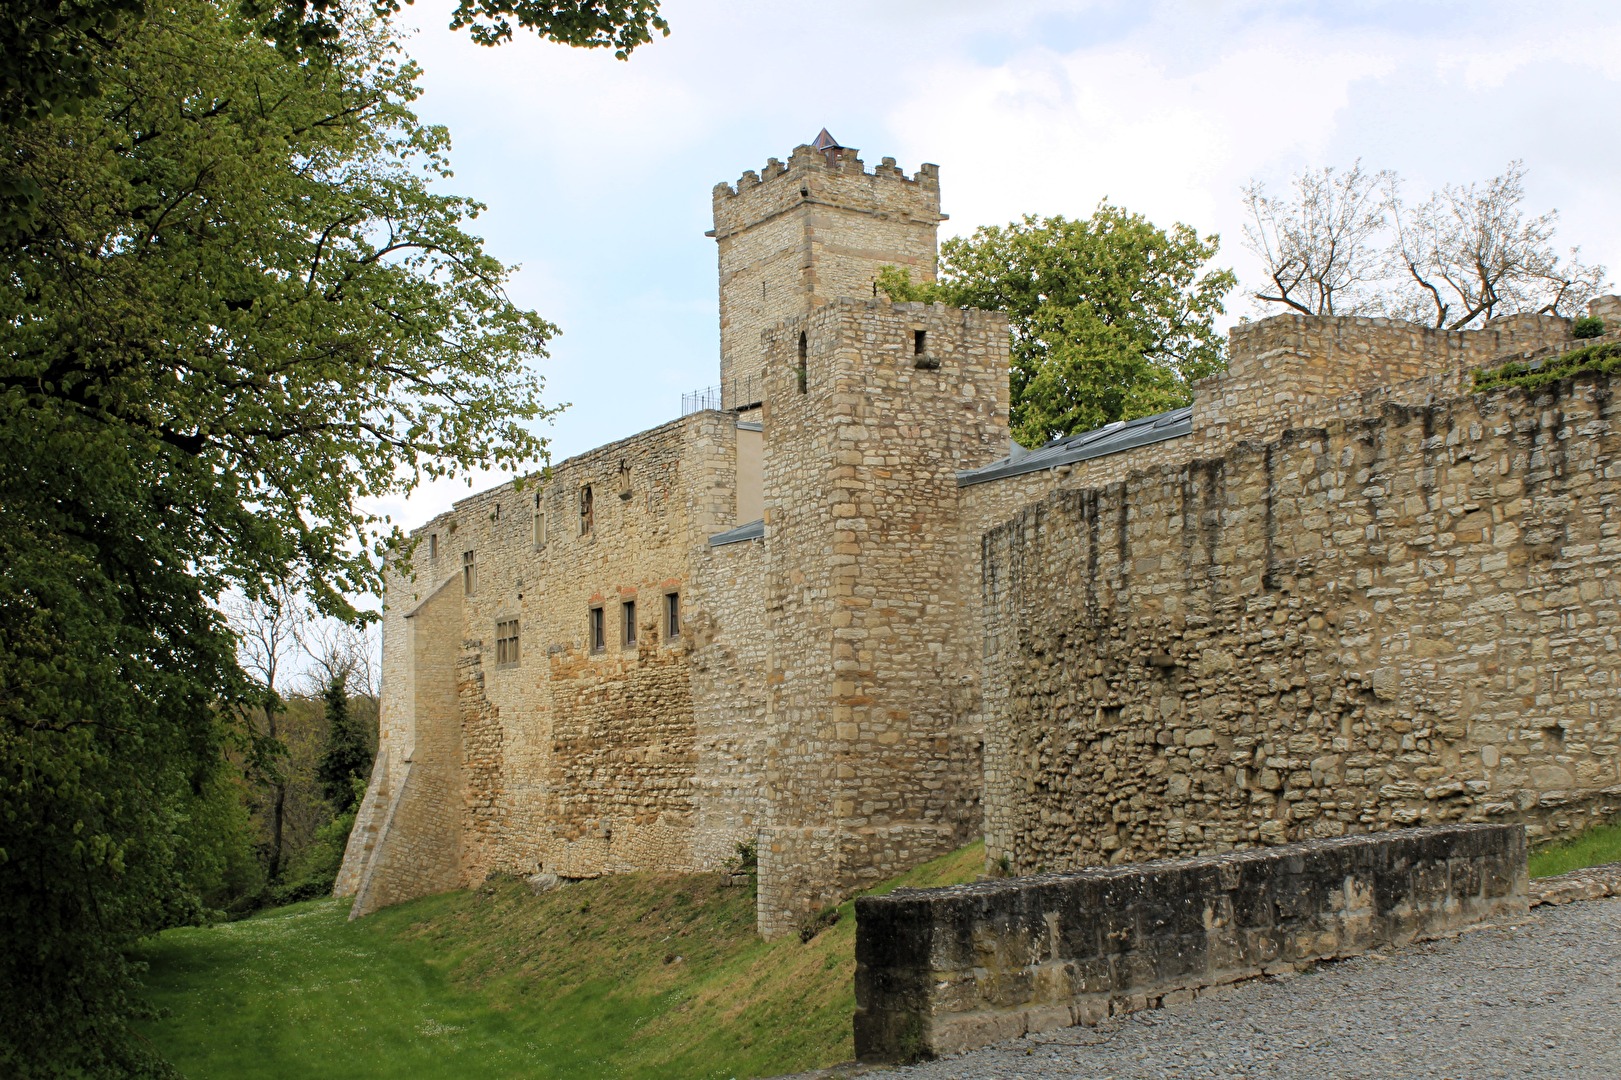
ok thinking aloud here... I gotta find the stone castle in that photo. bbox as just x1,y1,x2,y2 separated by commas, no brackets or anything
336,132,1621,938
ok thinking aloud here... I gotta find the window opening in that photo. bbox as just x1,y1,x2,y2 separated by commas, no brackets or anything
914,329,926,355
462,550,477,596
495,620,520,667
428,533,438,560
665,592,681,641
589,606,605,653
796,331,807,394
493,503,501,522
622,600,637,648
533,492,545,547
580,484,594,535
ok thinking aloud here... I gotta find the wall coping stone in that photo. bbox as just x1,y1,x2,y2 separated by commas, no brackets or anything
853,824,1527,1063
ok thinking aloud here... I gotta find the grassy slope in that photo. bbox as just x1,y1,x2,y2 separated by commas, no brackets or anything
1528,821,1621,879
136,843,984,1079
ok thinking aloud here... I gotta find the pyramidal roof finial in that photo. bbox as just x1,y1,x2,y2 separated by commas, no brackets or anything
812,128,841,152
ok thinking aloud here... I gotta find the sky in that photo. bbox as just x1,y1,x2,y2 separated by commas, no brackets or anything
372,0,1621,534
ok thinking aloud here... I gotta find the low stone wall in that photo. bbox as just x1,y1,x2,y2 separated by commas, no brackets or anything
853,823,1526,1063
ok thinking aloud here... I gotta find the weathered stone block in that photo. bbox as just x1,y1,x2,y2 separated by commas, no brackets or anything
854,824,1526,1062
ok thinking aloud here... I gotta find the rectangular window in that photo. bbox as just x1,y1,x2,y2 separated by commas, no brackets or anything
462,550,477,596
622,600,637,648
495,619,520,667
533,507,545,547
664,592,681,641
589,606,605,653
428,533,438,560
914,329,927,355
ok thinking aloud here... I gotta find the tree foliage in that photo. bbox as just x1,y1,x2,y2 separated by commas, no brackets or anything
0,0,578,1071
318,676,373,812
1243,161,1607,329
880,205,1235,447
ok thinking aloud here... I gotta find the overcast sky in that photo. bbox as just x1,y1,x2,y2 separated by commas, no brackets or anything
374,0,1621,534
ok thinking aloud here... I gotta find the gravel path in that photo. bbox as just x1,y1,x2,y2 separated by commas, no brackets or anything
877,898,1621,1080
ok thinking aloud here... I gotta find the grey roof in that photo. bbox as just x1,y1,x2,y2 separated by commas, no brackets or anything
956,406,1193,488
709,518,764,547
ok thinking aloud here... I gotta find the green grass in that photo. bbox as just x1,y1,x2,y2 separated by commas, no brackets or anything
1528,821,1621,879
1473,341,1621,393
135,842,985,1079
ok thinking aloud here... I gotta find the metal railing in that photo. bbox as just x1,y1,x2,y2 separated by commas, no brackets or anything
681,373,763,415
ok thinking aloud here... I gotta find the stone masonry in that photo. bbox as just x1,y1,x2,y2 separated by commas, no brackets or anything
338,130,1621,939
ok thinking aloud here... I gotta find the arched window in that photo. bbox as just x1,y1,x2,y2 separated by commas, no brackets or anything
796,331,808,394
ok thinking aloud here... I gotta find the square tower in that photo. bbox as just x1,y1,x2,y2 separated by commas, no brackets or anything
753,298,1011,939
710,133,945,408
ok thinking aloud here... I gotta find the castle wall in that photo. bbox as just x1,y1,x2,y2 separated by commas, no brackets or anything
755,299,1011,939
713,144,942,398
981,368,1621,876
341,410,765,906
690,534,769,867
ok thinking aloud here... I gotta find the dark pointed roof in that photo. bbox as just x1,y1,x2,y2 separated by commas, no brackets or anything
812,128,842,152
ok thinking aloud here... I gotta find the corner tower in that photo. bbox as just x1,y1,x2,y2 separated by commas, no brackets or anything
710,131,945,407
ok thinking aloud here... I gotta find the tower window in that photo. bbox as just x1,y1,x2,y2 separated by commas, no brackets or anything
622,600,637,648
664,592,681,641
914,329,927,355
580,484,594,535
797,331,807,394
533,493,546,547
462,550,477,596
495,619,520,667
493,502,501,522
428,533,438,560
589,606,605,653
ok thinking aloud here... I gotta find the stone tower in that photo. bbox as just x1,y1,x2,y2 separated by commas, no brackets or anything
710,130,945,408
753,298,1011,938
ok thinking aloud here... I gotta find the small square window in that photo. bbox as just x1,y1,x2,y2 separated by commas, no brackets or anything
495,619,520,667
622,599,637,648
462,550,477,596
589,606,605,653
664,592,681,641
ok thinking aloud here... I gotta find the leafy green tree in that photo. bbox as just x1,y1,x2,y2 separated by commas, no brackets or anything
880,205,1236,447
317,676,373,813
0,0,603,1070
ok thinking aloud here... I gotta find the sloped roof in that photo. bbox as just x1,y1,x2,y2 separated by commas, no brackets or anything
956,406,1193,487
708,518,764,547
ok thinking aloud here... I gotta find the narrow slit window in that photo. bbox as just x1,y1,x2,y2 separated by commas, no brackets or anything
462,550,477,596
796,331,807,394
665,592,681,641
622,600,637,648
495,619,520,667
580,484,594,535
589,606,605,653
428,533,438,560
533,493,545,547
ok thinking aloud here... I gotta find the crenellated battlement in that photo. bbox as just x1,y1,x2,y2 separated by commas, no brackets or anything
711,132,945,396
711,141,943,241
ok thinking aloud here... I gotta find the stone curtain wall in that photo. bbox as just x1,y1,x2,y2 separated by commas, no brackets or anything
712,144,943,396
852,824,1527,1062
981,369,1621,878
690,535,770,868
755,299,1012,939
341,410,764,905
